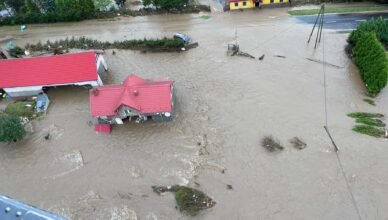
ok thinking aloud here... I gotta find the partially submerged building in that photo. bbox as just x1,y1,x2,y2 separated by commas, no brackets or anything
0,51,107,97
227,0,288,10
89,74,174,132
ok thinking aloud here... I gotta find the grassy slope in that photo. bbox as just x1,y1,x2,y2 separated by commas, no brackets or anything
289,5,388,15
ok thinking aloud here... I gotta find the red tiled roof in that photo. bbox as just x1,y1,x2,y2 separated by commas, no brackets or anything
0,52,98,88
89,74,173,116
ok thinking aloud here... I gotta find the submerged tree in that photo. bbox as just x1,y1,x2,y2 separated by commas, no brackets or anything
0,115,26,142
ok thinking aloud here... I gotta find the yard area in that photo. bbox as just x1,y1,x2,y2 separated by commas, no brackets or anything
1,8,388,220
289,4,388,15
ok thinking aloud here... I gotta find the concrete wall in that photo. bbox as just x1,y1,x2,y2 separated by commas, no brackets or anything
230,0,254,10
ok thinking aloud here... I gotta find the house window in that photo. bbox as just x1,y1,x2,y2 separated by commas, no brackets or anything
234,2,238,7
243,1,247,6
280,0,283,2
270,0,274,3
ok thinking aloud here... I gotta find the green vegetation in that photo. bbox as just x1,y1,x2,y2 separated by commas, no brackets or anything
363,98,376,106
347,112,386,138
288,5,388,16
347,112,384,119
0,115,26,142
143,0,189,10
5,101,38,119
8,46,24,58
262,136,284,152
0,0,96,25
152,185,215,216
356,118,385,127
352,125,385,137
348,17,388,47
353,33,388,95
25,36,187,52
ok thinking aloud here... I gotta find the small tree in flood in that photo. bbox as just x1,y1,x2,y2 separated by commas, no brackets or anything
0,115,26,142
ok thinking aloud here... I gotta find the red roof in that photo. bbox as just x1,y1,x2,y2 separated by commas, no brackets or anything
0,52,98,88
94,124,111,134
89,74,173,116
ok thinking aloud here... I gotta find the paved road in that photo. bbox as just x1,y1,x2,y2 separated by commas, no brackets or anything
292,12,388,29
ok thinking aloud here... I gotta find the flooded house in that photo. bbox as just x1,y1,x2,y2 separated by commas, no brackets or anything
228,0,256,10
0,51,107,97
89,74,175,133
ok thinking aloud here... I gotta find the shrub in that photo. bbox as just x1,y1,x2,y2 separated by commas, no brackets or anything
0,115,26,142
8,46,24,58
352,125,385,138
349,17,388,47
355,118,385,127
261,136,284,152
353,32,388,95
347,112,384,119
5,101,37,119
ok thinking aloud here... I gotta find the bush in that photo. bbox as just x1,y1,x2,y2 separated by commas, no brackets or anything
261,136,284,152
353,32,388,95
356,118,385,127
25,36,187,52
349,17,388,47
352,125,385,138
347,112,384,119
8,46,24,58
5,101,37,119
0,115,26,142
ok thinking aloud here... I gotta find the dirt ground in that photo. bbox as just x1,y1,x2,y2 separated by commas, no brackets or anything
1,7,388,220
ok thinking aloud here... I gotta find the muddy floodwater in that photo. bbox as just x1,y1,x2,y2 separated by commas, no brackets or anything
1,8,388,220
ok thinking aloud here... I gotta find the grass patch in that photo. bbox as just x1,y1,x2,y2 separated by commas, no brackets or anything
152,185,215,216
352,125,385,137
356,118,385,127
5,101,38,119
347,112,384,119
262,136,284,152
288,5,388,15
25,36,188,53
363,98,376,106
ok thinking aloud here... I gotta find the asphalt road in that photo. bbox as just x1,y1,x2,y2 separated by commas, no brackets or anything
292,12,388,29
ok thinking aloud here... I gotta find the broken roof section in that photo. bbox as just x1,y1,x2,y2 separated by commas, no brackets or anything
0,52,98,88
89,74,173,116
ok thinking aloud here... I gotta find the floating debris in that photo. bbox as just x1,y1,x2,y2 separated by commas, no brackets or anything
152,185,215,216
259,54,265,60
274,55,286,58
363,98,375,106
236,51,255,59
262,136,284,152
290,137,307,150
226,184,233,190
306,58,343,69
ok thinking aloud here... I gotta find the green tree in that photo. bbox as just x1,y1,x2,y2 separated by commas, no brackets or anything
0,115,26,142
4,0,25,13
23,0,40,13
354,32,388,95
94,0,112,10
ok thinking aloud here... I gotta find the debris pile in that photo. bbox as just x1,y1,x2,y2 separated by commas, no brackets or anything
152,185,215,216
290,137,307,150
262,136,284,152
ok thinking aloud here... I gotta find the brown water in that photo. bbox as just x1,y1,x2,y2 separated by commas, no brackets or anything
1,8,388,220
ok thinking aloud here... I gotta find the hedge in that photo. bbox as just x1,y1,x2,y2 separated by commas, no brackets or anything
348,17,388,47
0,115,26,142
353,32,388,95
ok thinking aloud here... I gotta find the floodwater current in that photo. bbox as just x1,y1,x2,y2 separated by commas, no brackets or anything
1,7,388,220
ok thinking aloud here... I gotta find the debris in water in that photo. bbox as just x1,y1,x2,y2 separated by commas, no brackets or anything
236,51,255,59
44,133,50,140
112,50,116,55
290,137,307,150
274,55,286,58
152,185,215,216
259,54,265,60
262,136,284,152
306,58,343,69
363,98,375,106
226,184,233,190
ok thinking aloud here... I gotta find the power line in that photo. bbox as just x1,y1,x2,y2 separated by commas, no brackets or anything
316,5,362,220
